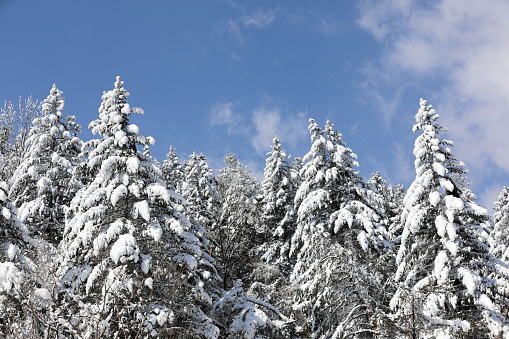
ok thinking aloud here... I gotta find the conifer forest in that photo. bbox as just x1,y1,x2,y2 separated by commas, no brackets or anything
2,76,509,338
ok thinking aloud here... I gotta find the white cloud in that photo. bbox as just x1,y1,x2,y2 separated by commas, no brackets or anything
210,102,245,134
251,103,308,155
243,9,276,28
227,18,243,43
358,0,509,183
478,184,503,215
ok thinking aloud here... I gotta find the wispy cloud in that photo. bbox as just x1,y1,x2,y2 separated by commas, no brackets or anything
243,9,276,28
251,99,308,155
210,102,246,134
227,18,243,43
357,0,509,187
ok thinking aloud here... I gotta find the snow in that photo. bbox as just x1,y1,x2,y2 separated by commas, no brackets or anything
458,268,480,295
127,124,139,134
110,234,140,264
145,277,153,289
429,191,440,207
435,215,448,237
35,288,52,301
126,156,140,174
440,179,454,192
133,200,150,221
141,254,152,274
6,243,18,260
445,195,464,211
357,231,369,251
434,250,449,284
110,184,127,206
0,262,22,292
2,206,11,220
433,162,446,176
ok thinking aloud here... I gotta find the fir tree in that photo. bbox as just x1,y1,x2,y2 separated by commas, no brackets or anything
180,152,219,232
211,154,260,290
289,119,391,338
9,84,82,245
162,145,184,192
0,181,34,337
491,186,509,264
258,136,296,266
58,77,219,338
391,98,501,338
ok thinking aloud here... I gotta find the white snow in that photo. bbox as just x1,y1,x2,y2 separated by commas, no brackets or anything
110,184,127,206
145,277,153,289
127,124,139,134
440,178,455,192
0,262,22,292
6,243,18,260
429,191,440,207
445,195,464,211
141,254,152,274
35,288,52,301
133,200,150,221
434,250,449,284
110,234,140,264
435,215,448,238
433,162,446,176
2,206,11,220
126,156,140,174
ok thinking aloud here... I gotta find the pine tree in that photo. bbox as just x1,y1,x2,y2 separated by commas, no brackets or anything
289,119,391,338
0,181,34,337
246,137,298,313
211,154,260,290
258,136,296,266
58,77,219,338
9,84,82,245
0,96,42,180
162,145,184,192
180,152,219,232
491,186,509,264
391,98,501,338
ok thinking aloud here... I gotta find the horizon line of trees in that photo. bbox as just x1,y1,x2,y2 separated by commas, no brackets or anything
1,76,509,338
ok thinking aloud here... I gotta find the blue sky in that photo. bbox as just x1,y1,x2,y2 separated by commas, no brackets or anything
1,0,508,211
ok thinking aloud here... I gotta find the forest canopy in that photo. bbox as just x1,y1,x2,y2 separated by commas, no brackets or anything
1,77,509,338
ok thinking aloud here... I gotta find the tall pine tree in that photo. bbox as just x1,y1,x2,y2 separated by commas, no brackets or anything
391,98,501,338
58,77,219,338
9,84,82,245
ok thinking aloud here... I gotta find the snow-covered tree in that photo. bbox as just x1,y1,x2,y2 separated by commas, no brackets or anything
491,186,509,264
211,279,291,339
0,96,41,180
180,152,219,232
258,136,296,266
0,181,34,337
391,98,502,338
211,154,260,290
246,137,297,314
288,119,391,338
58,77,219,338
9,84,82,245
162,145,184,192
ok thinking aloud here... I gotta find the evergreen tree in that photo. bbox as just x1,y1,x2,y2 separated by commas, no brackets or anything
58,77,219,338
0,181,34,337
289,119,391,338
258,136,296,267
0,96,42,181
391,98,501,338
180,152,219,232
9,84,82,245
211,154,260,290
162,145,184,192
491,186,509,264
